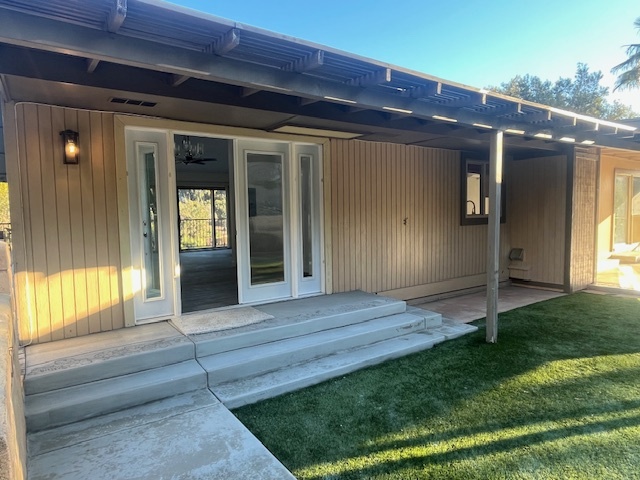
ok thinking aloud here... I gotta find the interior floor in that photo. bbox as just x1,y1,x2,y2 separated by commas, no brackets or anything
180,249,238,313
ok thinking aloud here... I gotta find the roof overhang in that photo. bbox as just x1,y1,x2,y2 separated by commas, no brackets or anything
0,0,638,155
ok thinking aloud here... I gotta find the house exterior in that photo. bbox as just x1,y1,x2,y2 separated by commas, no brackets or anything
0,0,638,345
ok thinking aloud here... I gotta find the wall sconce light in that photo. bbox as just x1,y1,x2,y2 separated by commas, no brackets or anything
60,130,79,164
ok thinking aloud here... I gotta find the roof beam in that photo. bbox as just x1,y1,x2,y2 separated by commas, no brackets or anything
205,28,240,56
346,68,391,87
282,50,324,73
170,74,190,87
106,0,127,33
86,58,100,73
439,92,486,108
402,82,442,99
240,87,261,98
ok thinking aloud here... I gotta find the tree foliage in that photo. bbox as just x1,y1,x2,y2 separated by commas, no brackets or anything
612,17,640,92
491,63,637,120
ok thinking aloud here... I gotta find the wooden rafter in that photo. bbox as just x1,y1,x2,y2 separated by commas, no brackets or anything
440,92,486,108
402,82,442,99
206,28,240,56
86,58,100,73
106,0,127,33
170,74,190,87
282,50,324,73
346,68,391,87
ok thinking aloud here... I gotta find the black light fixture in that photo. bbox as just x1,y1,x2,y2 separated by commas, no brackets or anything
60,130,79,164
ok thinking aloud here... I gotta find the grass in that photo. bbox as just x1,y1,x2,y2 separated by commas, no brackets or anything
234,293,640,479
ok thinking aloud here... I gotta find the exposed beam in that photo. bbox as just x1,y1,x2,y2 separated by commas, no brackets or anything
346,68,391,87
439,92,486,108
402,82,442,99
519,109,552,123
490,101,522,115
106,0,127,33
206,28,240,56
282,50,324,73
486,130,503,344
298,97,318,106
169,74,190,87
86,58,100,73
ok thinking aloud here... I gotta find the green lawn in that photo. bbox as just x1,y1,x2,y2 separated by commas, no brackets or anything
234,293,640,479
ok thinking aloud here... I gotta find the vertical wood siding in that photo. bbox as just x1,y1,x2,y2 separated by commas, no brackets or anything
12,104,124,343
329,139,507,296
508,156,567,286
569,148,598,291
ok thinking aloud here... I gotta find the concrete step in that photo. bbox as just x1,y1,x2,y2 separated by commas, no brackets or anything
405,306,442,327
24,322,192,395
201,312,427,385
191,291,407,357
213,331,447,409
25,360,207,432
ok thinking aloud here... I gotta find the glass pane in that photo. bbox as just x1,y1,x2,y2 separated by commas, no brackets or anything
139,145,162,300
614,174,629,244
213,189,229,248
466,163,482,216
300,155,313,278
178,189,213,250
633,177,640,216
247,152,285,285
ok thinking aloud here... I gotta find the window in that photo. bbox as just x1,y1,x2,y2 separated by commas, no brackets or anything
460,158,505,225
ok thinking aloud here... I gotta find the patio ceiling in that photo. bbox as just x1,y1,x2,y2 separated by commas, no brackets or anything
0,0,638,156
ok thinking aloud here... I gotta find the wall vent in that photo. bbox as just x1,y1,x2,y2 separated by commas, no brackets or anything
109,97,157,107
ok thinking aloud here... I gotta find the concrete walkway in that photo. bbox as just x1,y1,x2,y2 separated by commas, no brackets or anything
412,284,565,323
28,390,295,479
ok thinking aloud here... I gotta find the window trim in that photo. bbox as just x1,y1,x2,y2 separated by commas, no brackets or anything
460,157,506,226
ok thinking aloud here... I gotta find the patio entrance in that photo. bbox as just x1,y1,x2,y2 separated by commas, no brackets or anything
125,127,325,323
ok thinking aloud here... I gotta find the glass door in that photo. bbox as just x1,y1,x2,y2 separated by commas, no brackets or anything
126,129,177,321
614,172,640,248
235,140,292,303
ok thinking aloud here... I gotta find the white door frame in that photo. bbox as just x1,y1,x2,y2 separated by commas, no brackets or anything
125,128,180,323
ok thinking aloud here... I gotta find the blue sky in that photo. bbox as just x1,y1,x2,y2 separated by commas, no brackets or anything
170,0,640,110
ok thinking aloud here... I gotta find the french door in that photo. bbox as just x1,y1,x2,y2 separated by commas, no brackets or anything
125,129,177,321
125,128,323,323
235,139,323,304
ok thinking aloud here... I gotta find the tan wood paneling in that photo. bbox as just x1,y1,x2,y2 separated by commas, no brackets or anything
10,104,124,343
569,148,598,291
329,139,508,297
508,155,567,286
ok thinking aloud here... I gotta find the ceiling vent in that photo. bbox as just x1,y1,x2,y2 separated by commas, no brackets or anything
109,97,157,107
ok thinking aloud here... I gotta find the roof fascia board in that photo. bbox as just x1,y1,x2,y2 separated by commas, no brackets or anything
0,8,560,133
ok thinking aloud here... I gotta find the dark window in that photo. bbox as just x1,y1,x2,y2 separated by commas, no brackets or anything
460,158,505,225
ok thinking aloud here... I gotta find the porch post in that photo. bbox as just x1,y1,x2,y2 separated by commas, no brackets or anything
486,130,503,343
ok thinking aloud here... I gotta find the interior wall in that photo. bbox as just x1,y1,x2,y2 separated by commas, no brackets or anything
9,104,124,343
508,155,567,286
598,151,640,256
328,139,510,299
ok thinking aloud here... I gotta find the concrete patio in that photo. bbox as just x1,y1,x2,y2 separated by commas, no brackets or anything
412,284,565,323
23,286,561,479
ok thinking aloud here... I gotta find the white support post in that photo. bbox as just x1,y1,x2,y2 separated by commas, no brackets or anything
486,130,503,343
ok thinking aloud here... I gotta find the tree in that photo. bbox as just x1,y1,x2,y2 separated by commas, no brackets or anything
612,17,640,91
491,63,637,120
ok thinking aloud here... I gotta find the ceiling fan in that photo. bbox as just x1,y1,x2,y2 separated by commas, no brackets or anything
174,136,217,165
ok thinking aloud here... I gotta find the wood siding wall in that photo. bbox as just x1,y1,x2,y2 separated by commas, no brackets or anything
328,139,509,297
10,104,123,343
568,147,598,291
508,155,567,286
